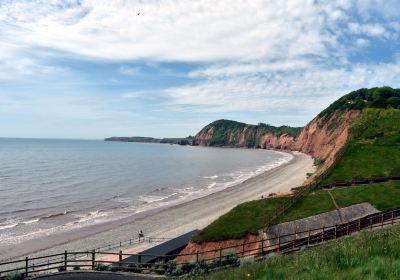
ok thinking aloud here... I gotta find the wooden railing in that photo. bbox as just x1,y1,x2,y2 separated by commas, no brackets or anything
319,174,400,189
2,208,400,278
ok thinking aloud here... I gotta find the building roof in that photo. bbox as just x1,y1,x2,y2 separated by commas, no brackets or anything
122,229,201,264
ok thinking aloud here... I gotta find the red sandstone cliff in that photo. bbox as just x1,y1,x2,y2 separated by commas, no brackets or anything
193,110,360,173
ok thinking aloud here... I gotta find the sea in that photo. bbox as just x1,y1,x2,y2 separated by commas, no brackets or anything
0,138,292,248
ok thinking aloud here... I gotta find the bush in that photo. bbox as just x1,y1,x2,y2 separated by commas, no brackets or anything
239,256,255,266
165,260,177,275
109,265,118,272
94,263,110,271
314,158,325,166
5,272,24,280
189,260,209,276
224,252,239,266
57,266,66,272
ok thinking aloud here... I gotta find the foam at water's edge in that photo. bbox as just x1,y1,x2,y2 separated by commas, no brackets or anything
0,150,294,246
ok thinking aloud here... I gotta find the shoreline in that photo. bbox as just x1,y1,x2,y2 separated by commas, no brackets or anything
0,151,314,261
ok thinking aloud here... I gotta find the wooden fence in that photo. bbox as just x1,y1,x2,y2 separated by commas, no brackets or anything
319,174,400,189
2,208,400,278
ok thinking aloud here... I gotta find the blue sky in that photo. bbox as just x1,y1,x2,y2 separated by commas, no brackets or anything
1,0,400,139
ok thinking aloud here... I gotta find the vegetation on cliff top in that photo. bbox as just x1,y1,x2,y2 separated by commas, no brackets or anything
200,119,302,147
200,224,400,280
318,87,400,120
321,108,400,183
194,88,400,243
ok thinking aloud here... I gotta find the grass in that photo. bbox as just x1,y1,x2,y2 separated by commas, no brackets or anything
196,181,400,242
332,181,400,211
195,108,400,242
198,224,400,280
193,197,289,242
276,191,335,223
321,143,400,183
322,108,400,184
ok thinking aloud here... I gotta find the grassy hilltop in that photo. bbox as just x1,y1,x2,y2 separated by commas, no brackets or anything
194,87,400,243
192,87,400,278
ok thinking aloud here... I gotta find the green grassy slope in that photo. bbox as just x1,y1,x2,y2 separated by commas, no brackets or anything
321,108,400,183
194,181,400,242
192,197,288,242
194,88,400,243
201,224,400,280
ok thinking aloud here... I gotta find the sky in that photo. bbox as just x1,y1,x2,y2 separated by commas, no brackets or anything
1,0,400,139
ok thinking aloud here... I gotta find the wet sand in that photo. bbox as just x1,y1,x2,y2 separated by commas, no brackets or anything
1,151,314,261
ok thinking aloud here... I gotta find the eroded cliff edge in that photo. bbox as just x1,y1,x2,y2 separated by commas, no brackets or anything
192,110,360,179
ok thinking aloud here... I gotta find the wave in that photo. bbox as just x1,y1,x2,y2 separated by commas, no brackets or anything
39,210,74,221
204,175,218,179
0,222,18,230
0,218,40,231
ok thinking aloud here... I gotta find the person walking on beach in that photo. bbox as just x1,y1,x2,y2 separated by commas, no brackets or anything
138,230,144,242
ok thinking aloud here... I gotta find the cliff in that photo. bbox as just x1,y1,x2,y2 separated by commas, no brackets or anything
192,120,301,148
193,87,400,179
192,112,359,170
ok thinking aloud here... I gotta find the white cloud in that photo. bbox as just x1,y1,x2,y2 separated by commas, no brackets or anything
0,0,347,62
0,0,399,131
119,66,141,76
164,60,400,115
348,22,390,38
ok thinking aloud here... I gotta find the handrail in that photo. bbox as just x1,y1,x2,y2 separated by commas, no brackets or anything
1,208,399,278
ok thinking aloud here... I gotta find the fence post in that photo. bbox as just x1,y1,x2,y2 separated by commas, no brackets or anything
138,254,142,269
307,229,310,245
129,239,131,245
242,242,245,257
358,219,361,231
278,235,281,252
381,214,384,228
119,250,122,271
219,247,222,265
334,225,337,239
64,251,68,271
261,237,264,256
322,226,325,242
392,210,394,226
369,217,372,231
292,230,296,250
25,257,29,277
91,250,95,270
346,223,349,235
120,241,122,247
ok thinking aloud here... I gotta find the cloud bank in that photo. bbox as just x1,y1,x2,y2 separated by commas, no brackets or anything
0,0,400,137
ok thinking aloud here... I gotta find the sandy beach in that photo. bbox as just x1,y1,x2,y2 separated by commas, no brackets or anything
1,151,314,261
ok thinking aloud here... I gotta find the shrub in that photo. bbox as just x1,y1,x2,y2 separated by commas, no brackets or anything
57,266,66,272
109,265,118,272
224,252,239,266
239,256,255,266
314,158,325,166
189,260,209,276
5,272,24,280
94,263,110,271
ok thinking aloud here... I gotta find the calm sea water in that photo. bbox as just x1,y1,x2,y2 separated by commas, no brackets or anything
0,138,292,246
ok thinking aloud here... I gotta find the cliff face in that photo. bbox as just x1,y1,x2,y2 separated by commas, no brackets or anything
193,110,361,173
192,120,301,148
294,110,360,172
